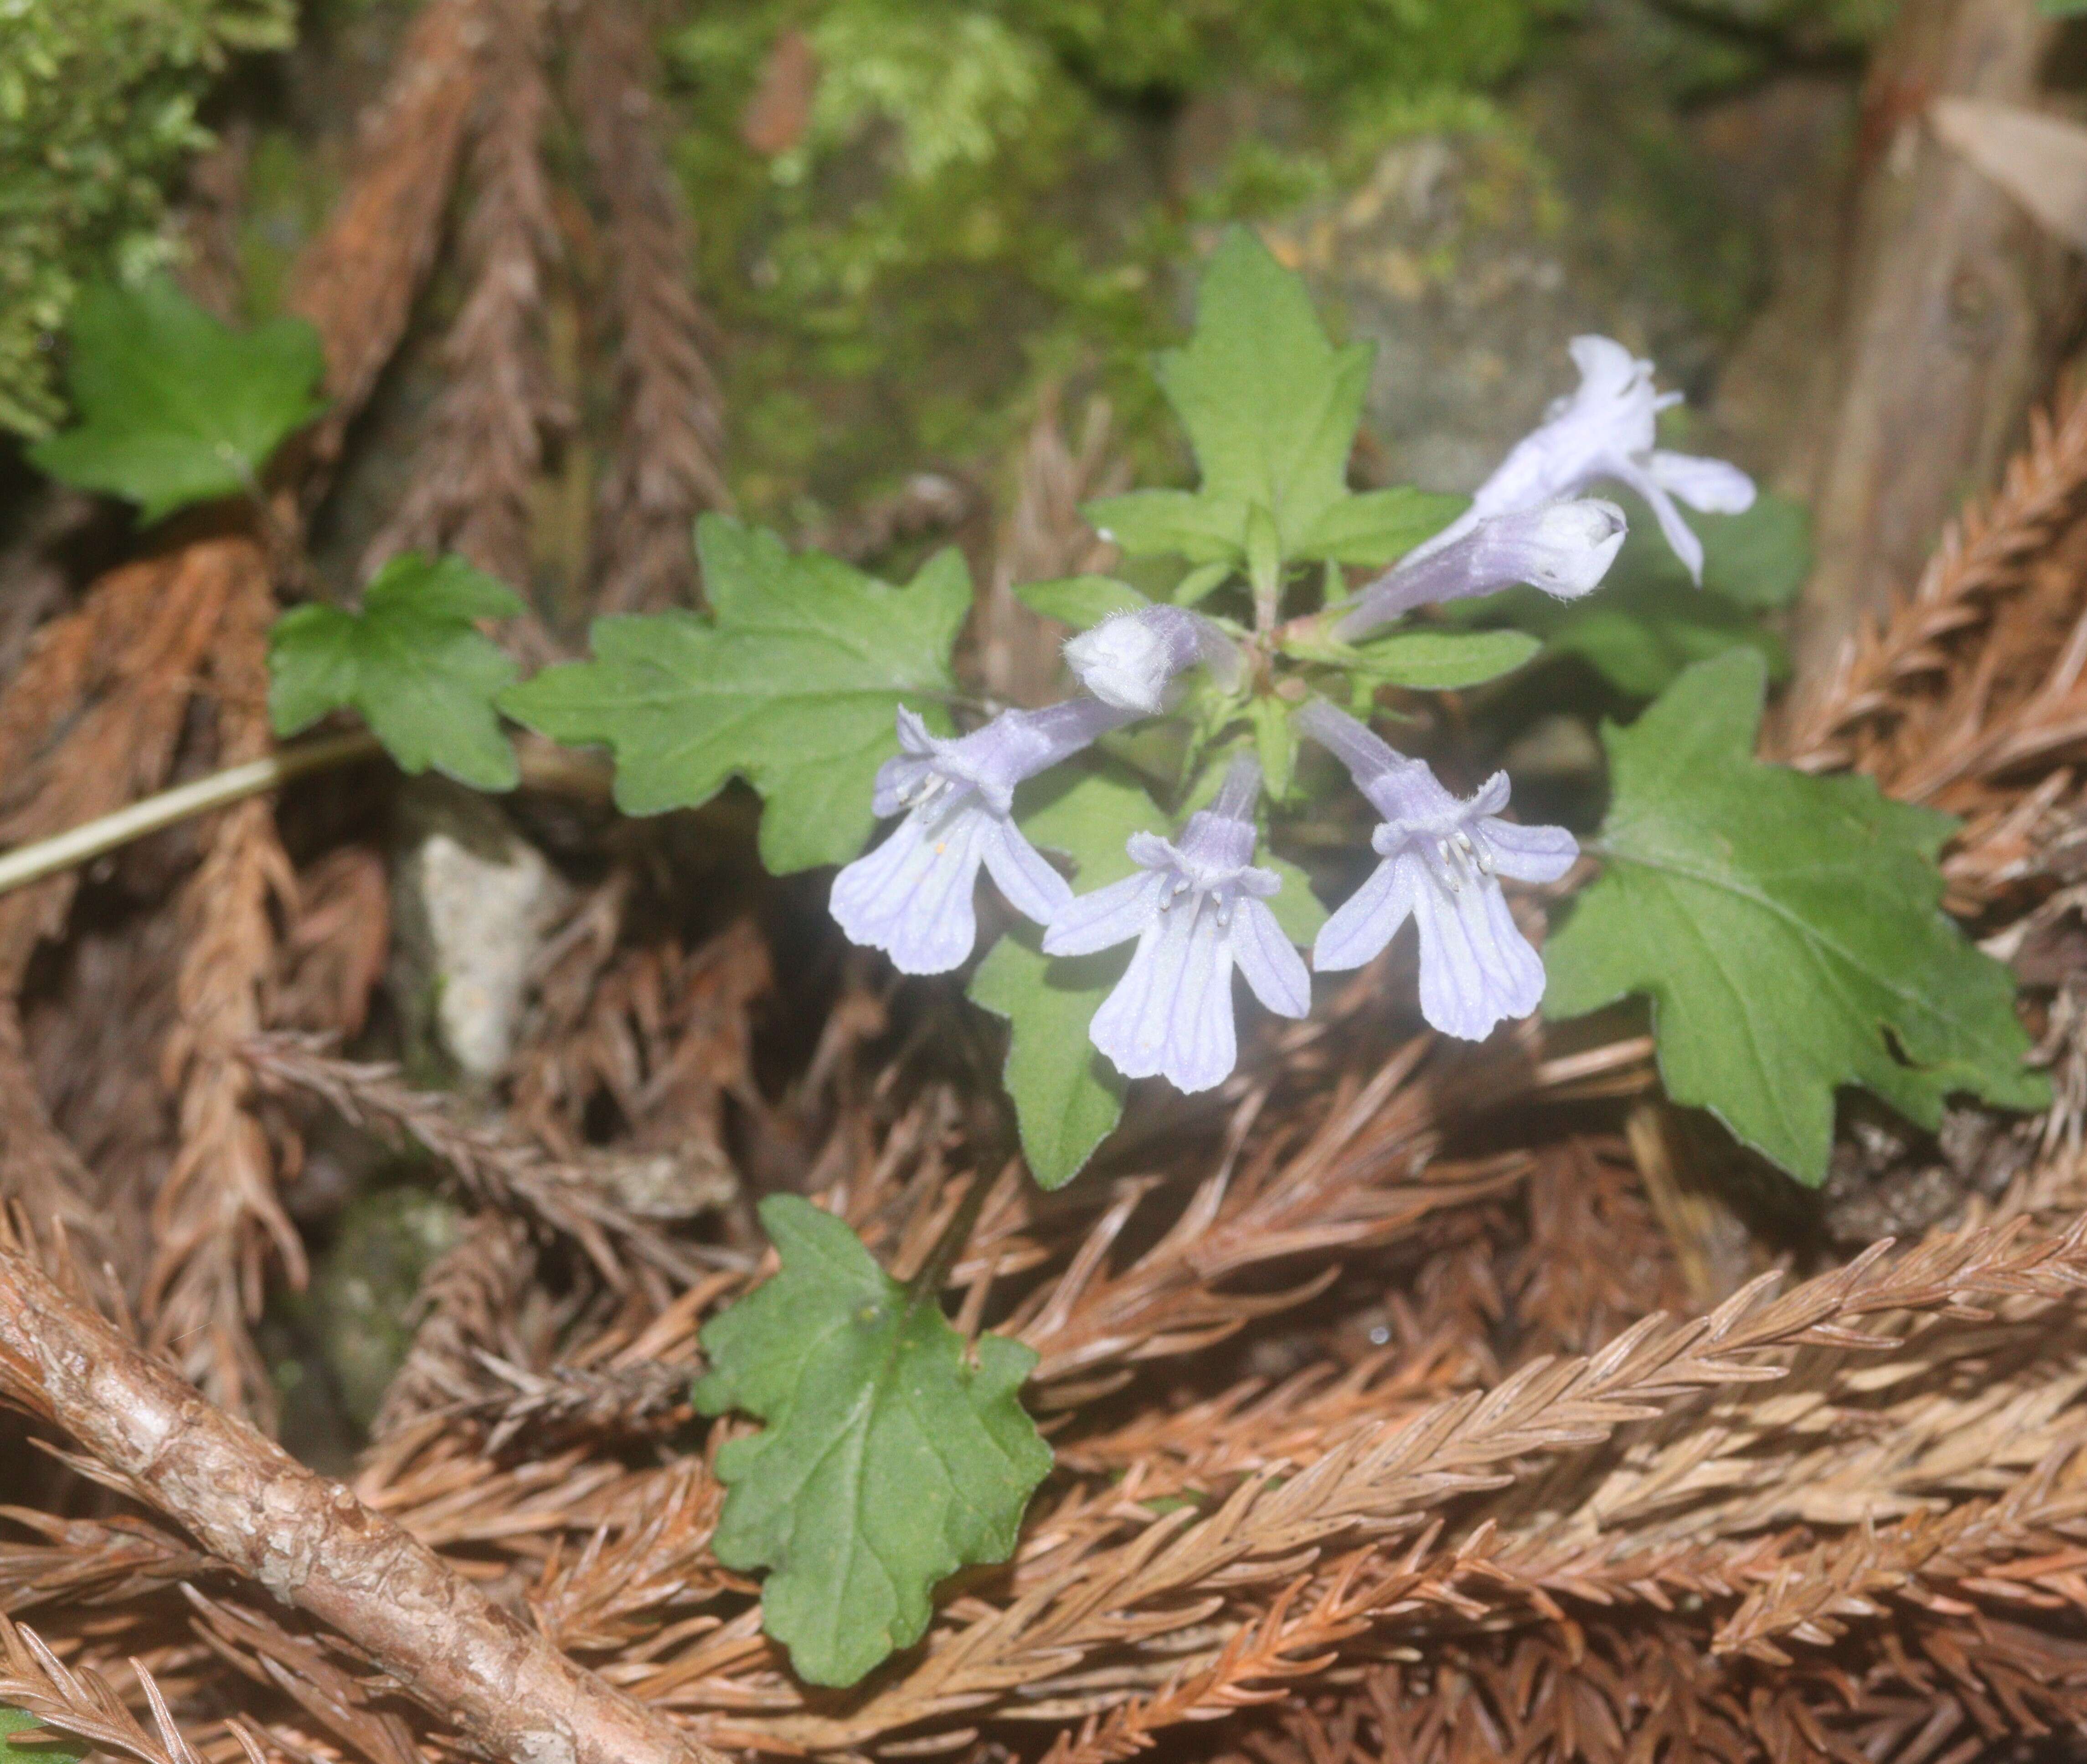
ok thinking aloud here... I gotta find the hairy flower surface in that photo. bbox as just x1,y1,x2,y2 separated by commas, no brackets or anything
1063,604,1244,714
1299,700,1576,1040
1042,755,1308,1093
1336,498,1626,639
1414,335,1753,583
832,698,1129,974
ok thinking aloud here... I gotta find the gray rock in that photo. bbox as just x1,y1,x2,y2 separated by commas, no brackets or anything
391,778,574,1084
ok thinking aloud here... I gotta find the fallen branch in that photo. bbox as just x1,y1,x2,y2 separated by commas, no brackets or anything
0,1234,726,1764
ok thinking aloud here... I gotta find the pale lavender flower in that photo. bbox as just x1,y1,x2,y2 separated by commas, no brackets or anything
832,697,1131,975
1042,754,1308,1094
1298,700,1577,1042
1411,334,1754,584
1063,604,1246,715
1335,499,1627,640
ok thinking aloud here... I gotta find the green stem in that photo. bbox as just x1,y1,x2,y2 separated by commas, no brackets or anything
0,729,382,900
0,729,611,902
904,1171,993,1308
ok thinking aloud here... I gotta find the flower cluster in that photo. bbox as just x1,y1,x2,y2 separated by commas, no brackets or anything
829,335,1752,1092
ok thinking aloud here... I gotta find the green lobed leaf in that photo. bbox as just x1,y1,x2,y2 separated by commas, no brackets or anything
1086,228,1431,573
0,1709,85,1762
500,516,973,872
1545,650,2047,1184
969,930,1128,1190
269,554,524,791
1015,575,1151,630
29,276,325,522
691,1196,1052,1685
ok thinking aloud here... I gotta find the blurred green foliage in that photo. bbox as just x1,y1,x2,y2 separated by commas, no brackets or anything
664,0,1578,528
0,0,294,438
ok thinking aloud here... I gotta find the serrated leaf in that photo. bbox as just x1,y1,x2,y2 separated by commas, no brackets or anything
1341,627,1542,689
1084,228,1381,570
0,1710,84,1762
1015,575,1151,629
28,277,325,523
269,554,524,791
500,516,973,873
691,1196,1052,1684
969,930,1127,1190
1545,650,2046,1183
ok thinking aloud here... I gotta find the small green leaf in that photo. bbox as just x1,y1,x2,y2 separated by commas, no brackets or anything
1171,560,1235,605
970,930,1127,1190
1263,853,1327,947
0,1710,85,1762
1248,697,1299,799
29,277,325,523
1543,602,1784,699
1015,575,1151,630
1546,650,2047,1184
1019,764,1165,887
1342,627,1542,689
986,765,1164,1187
500,517,973,873
1696,492,1811,608
1294,486,1467,567
1083,227,1374,569
1245,502,1282,606
270,554,524,791
692,1196,1052,1685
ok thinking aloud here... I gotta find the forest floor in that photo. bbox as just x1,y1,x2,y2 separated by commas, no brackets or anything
5,0,2087,1760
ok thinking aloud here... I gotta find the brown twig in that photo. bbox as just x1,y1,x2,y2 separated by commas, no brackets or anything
1783,374,2087,772
0,1235,727,1764
568,0,732,613
363,0,565,659
146,548,299,1424
285,0,493,489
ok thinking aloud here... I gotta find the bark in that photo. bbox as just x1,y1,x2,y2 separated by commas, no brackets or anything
0,1239,725,1764
1791,0,2077,698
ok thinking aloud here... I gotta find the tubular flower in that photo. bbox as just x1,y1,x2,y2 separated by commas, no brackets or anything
1297,700,1577,1042
1042,754,1309,1094
1335,499,1627,640
1411,334,1755,584
1063,604,1246,715
831,697,1132,976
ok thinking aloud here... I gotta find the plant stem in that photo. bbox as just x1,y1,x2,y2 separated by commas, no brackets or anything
904,1171,994,1308
0,728,613,901
0,729,382,900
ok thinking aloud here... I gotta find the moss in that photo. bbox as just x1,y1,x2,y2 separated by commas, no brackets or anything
238,125,340,321
661,0,1580,535
304,1183,461,1430
0,0,294,437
